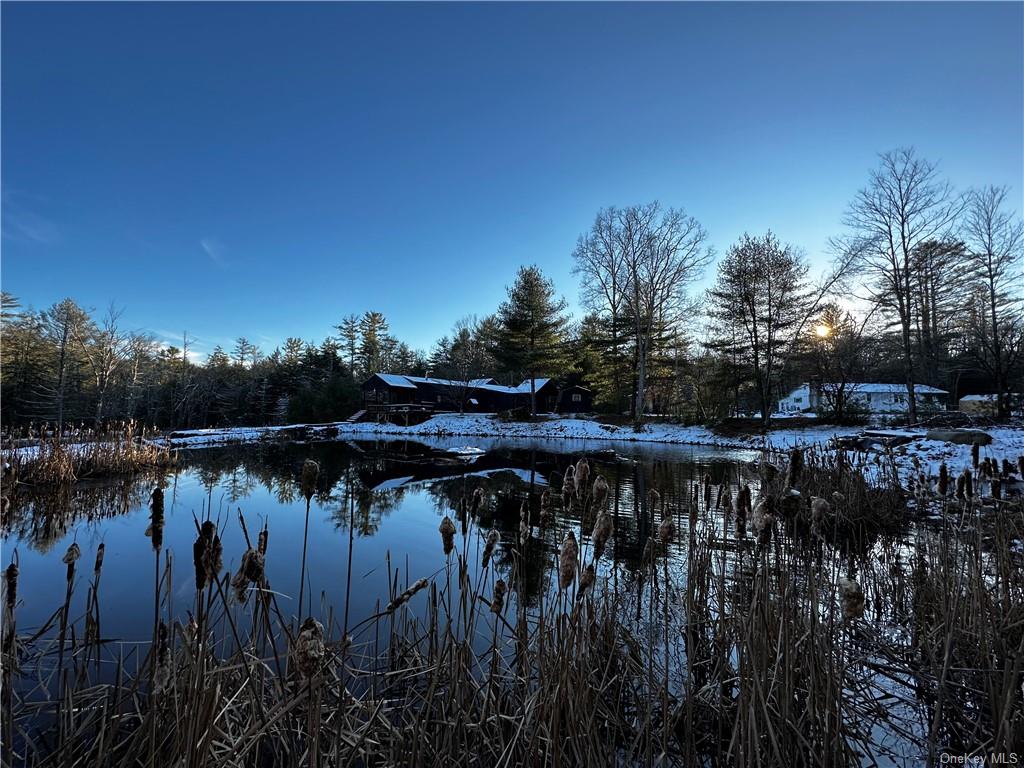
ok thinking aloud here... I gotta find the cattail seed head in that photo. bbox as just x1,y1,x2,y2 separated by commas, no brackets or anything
938,463,949,496
558,531,578,590
471,487,484,516
150,487,164,515
481,529,500,568
785,447,804,489
1001,459,1013,478
491,579,507,614
295,617,325,678
658,516,675,544
5,560,18,613
562,465,576,500
971,442,980,469
230,548,265,601
300,459,320,501
519,500,530,546
574,458,590,497
387,577,429,612
439,516,456,555
592,475,609,510
592,511,613,560
578,564,596,599
839,577,865,620
62,542,81,565
810,496,831,530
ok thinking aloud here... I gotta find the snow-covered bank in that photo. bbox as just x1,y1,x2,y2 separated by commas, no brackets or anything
156,413,1024,486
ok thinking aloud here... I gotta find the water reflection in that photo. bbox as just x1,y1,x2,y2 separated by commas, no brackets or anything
3,439,759,640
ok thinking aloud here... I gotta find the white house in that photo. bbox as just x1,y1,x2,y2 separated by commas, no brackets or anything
778,382,948,415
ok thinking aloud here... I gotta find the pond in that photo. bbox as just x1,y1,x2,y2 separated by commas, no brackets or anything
4,435,1017,765
5,437,760,645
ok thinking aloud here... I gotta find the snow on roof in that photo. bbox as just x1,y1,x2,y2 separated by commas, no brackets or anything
960,394,996,402
843,383,948,394
515,378,551,393
372,373,417,388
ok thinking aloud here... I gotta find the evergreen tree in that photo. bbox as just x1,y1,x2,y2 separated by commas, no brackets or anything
490,266,568,416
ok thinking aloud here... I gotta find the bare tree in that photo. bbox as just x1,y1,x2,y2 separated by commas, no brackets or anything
617,202,712,429
960,185,1024,418
74,303,131,425
572,207,630,413
835,148,965,422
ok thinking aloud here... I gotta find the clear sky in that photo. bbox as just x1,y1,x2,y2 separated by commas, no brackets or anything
3,2,1022,357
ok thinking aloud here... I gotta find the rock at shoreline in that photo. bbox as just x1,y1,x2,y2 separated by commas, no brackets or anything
924,429,992,446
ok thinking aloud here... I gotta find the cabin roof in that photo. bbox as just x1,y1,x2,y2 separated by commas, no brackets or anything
370,373,418,389
783,382,948,397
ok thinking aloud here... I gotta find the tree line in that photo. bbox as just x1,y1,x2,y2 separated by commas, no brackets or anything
2,147,1020,433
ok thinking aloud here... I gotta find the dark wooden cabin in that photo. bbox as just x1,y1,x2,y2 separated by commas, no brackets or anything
556,385,593,413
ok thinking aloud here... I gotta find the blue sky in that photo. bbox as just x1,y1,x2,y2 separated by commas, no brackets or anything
3,2,1022,357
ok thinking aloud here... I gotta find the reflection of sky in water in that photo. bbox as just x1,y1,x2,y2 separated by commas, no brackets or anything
4,438,759,645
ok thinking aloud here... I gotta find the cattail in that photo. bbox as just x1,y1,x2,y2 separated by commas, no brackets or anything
1018,455,1024,479
1002,459,1013,478
991,477,1002,500
62,542,81,565
151,486,164,514
658,515,675,544
750,496,776,543
957,469,974,500
558,531,578,590
592,511,613,560
810,497,830,533
971,442,980,470
519,500,530,546
193,521,222,591
439,516,456,555
470,487,484,516
300,459,320,501
577,564,596,599
294,617,325,678
592,475,609,510
490,579,507,614
149,491,165,553
721,486,733,515
5,559,17,613
830,491,845,505
737,484,752,519
701,476,711,511
641,535,655,564
839,577,865,620
387,577,429,612
562,465,576,500
540,489,554,526
231,548,265,601
257,527,269,556
574,458,590,498
481,529,500,568
153,621,171,695
980,457,992,478
758,458,778,484
938,463,949,496
93,543,105,576
785,447,804,489
649,488,662,514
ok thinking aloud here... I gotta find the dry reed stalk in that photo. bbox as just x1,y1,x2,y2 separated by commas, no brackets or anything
231,548,265,602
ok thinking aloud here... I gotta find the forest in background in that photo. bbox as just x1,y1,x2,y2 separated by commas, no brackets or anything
2,148,1021,431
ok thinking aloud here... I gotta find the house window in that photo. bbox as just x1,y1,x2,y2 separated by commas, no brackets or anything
572,393,582,402
794,397,803,404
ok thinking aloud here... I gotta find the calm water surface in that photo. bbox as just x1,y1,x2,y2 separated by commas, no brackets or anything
5,437,760,643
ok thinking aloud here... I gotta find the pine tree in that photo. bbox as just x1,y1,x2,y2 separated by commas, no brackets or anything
490,266,568,416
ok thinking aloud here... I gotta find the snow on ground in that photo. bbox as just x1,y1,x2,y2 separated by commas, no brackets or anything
155,413,1024,488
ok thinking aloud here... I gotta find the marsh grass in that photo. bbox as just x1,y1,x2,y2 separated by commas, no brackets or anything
3,422,174,488
2,445,1023,766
